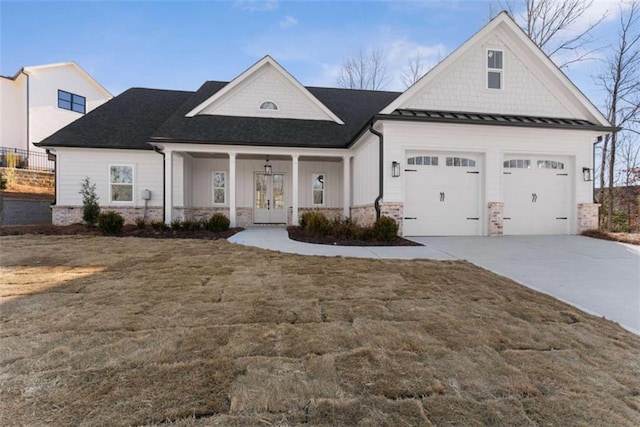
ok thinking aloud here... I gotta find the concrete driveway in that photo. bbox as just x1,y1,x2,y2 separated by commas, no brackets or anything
410,236,640,335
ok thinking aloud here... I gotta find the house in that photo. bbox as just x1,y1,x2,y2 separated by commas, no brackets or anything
0,62,112,168
38,13,617,236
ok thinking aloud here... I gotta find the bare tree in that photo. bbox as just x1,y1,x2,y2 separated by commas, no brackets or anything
492,0,607,68
337,48,390,90
597,0,640,230
401,53,429,88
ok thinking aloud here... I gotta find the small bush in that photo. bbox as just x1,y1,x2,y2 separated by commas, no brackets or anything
357,226,375,241
98,211,125,235
150,220,168,231
207,213,230,232
0,170,6,190
79,177,100,227
182,218,203,231
373,216,398,241
302,211,332,237
332,217,360,240
171,219,183,230
135,218,146,229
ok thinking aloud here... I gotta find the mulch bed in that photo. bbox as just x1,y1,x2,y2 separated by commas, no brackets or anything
0,223,241,240
582,229,640,245
287,226,422,246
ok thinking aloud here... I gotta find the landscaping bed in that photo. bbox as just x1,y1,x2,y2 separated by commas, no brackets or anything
287,225,421,246
582,229,640,245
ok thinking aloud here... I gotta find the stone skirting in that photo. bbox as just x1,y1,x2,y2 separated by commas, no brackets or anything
379,202,404,236
1,167,54,188
292,207,344,226
577,203,600,233
52,205,163,226
350,204,376,227
487,202,504,236
173,207,230,221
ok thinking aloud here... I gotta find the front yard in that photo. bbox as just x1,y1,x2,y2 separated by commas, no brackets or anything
1,235,639,426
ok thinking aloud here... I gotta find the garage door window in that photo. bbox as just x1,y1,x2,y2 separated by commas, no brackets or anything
537,160,564,169
407,156,438,166
503,159,531,169
446,157,476,167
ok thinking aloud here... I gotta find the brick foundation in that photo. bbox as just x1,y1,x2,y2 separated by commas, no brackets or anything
52,205,163,226
350,204,376,227
292,207,344,226
488,202,504,236
1,167,54,188
577,203,600,233
379,202,404,236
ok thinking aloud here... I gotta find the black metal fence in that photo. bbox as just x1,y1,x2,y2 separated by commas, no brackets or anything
0,147,55,172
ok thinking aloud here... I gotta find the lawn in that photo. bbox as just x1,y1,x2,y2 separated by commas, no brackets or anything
1,235,639,426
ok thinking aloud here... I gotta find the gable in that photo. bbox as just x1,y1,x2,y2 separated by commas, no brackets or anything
382,12,610,127
187,57,344,124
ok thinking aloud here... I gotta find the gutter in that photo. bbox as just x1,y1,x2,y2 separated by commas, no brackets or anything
153,146,166,223
20,69,30,157
368,121,383,220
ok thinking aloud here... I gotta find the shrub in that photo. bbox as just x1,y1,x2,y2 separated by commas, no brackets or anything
182,218,203,231
0,170,6,190
135,218,146,229
373,216,398,241
79,177,100,227
4,152,19,187
150,220,168,231
171,219,183,230
98,211,125,235
302,210,332,237
357,226,375,241
332,217,360,240
207,213,230,232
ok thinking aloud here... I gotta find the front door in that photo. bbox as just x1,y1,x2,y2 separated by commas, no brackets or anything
254,172,287,224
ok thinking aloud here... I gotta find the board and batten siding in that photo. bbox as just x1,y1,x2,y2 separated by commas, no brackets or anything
56,148,163,207
351,133,379,206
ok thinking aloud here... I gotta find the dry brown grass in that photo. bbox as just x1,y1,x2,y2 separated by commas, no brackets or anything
1,235,639,426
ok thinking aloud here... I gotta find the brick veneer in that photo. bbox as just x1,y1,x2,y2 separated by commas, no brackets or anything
379,202,404,236
350,204,376,227
52,205,163,226
487,202,504,236
577,203,600,233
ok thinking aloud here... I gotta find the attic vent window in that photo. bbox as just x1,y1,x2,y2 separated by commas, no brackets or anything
487,49,503,90
259,101,279,111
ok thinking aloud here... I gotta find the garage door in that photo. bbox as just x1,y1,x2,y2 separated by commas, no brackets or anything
404,153,481,236
503,156,570,235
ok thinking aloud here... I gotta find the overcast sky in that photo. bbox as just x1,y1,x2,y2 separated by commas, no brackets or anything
0,0,626,112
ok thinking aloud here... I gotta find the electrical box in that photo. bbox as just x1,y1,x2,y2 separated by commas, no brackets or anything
142,189,151,201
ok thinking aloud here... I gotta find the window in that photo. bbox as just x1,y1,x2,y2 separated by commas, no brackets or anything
407,156,438,166
503,159,531,169
487,49,503,89
58,90,86,113
446,157,476,167
110,165,133,202
312,173,325,205
259,101,278,110
537,160,564,170
212,171,226,204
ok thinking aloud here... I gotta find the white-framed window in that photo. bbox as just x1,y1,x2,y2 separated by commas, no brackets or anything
109,165,134,202
259,100,279,111
407,156,438,166
503,159,531,169
537,160,564,170
312,173,325,206
446,157,476,167
212,171,226,205
487,49,503,90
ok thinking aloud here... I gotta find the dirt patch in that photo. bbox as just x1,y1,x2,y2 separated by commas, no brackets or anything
287,225,422,246
582,229,640,245
1,236,639,425
1,183,54,199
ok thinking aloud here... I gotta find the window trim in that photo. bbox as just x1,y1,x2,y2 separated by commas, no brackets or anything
486,49,504,90
312,172,325,206
259,100,279,111
212,171,227,205
58,89,86,114
109,164,134,204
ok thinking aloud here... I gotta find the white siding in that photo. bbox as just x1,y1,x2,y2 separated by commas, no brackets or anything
352,134,379,206
200,63,334,121
404,34,571,118
56,148,163,207
0,75,27,150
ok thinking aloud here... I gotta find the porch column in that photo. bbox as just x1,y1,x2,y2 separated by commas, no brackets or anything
229,152,236,227
164,149,173,225
292,154,299,226
343,155,351,218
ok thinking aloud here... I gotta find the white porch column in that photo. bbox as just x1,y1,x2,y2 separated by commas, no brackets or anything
164,149,173,225
292,154,299,226
229,152,237,227
343,155,351,218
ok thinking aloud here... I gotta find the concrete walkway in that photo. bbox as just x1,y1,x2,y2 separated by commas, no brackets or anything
228,228,640,335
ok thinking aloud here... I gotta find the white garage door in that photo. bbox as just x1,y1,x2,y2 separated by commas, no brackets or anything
404,153,481,236
503,156,571,235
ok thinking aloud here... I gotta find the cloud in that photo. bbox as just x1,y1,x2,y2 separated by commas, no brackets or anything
280,15,298,28
234,0,278,13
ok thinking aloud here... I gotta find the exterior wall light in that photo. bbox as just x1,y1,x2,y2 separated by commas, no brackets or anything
264,156,272,176
582,167,592,182
392,161,401,177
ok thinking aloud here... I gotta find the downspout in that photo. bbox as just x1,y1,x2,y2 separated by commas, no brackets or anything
20,69,30,158
153,146,165,223
368,121,383,219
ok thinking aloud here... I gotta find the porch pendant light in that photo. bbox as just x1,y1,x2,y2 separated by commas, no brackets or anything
264,156,273,176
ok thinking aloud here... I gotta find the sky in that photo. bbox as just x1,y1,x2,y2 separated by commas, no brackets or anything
0,0,628,113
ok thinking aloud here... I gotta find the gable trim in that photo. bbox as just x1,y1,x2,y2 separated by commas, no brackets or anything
185,56,344,124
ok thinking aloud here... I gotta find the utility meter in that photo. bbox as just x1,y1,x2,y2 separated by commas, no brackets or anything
142,189,152,201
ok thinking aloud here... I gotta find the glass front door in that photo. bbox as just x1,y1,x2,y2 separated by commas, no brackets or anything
254,173,286,223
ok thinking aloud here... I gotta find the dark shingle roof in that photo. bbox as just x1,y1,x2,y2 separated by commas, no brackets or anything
39,82,401,150
38,88,193,149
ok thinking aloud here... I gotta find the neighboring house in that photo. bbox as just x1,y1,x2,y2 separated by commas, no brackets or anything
38,13,617,236
0,62,112,167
